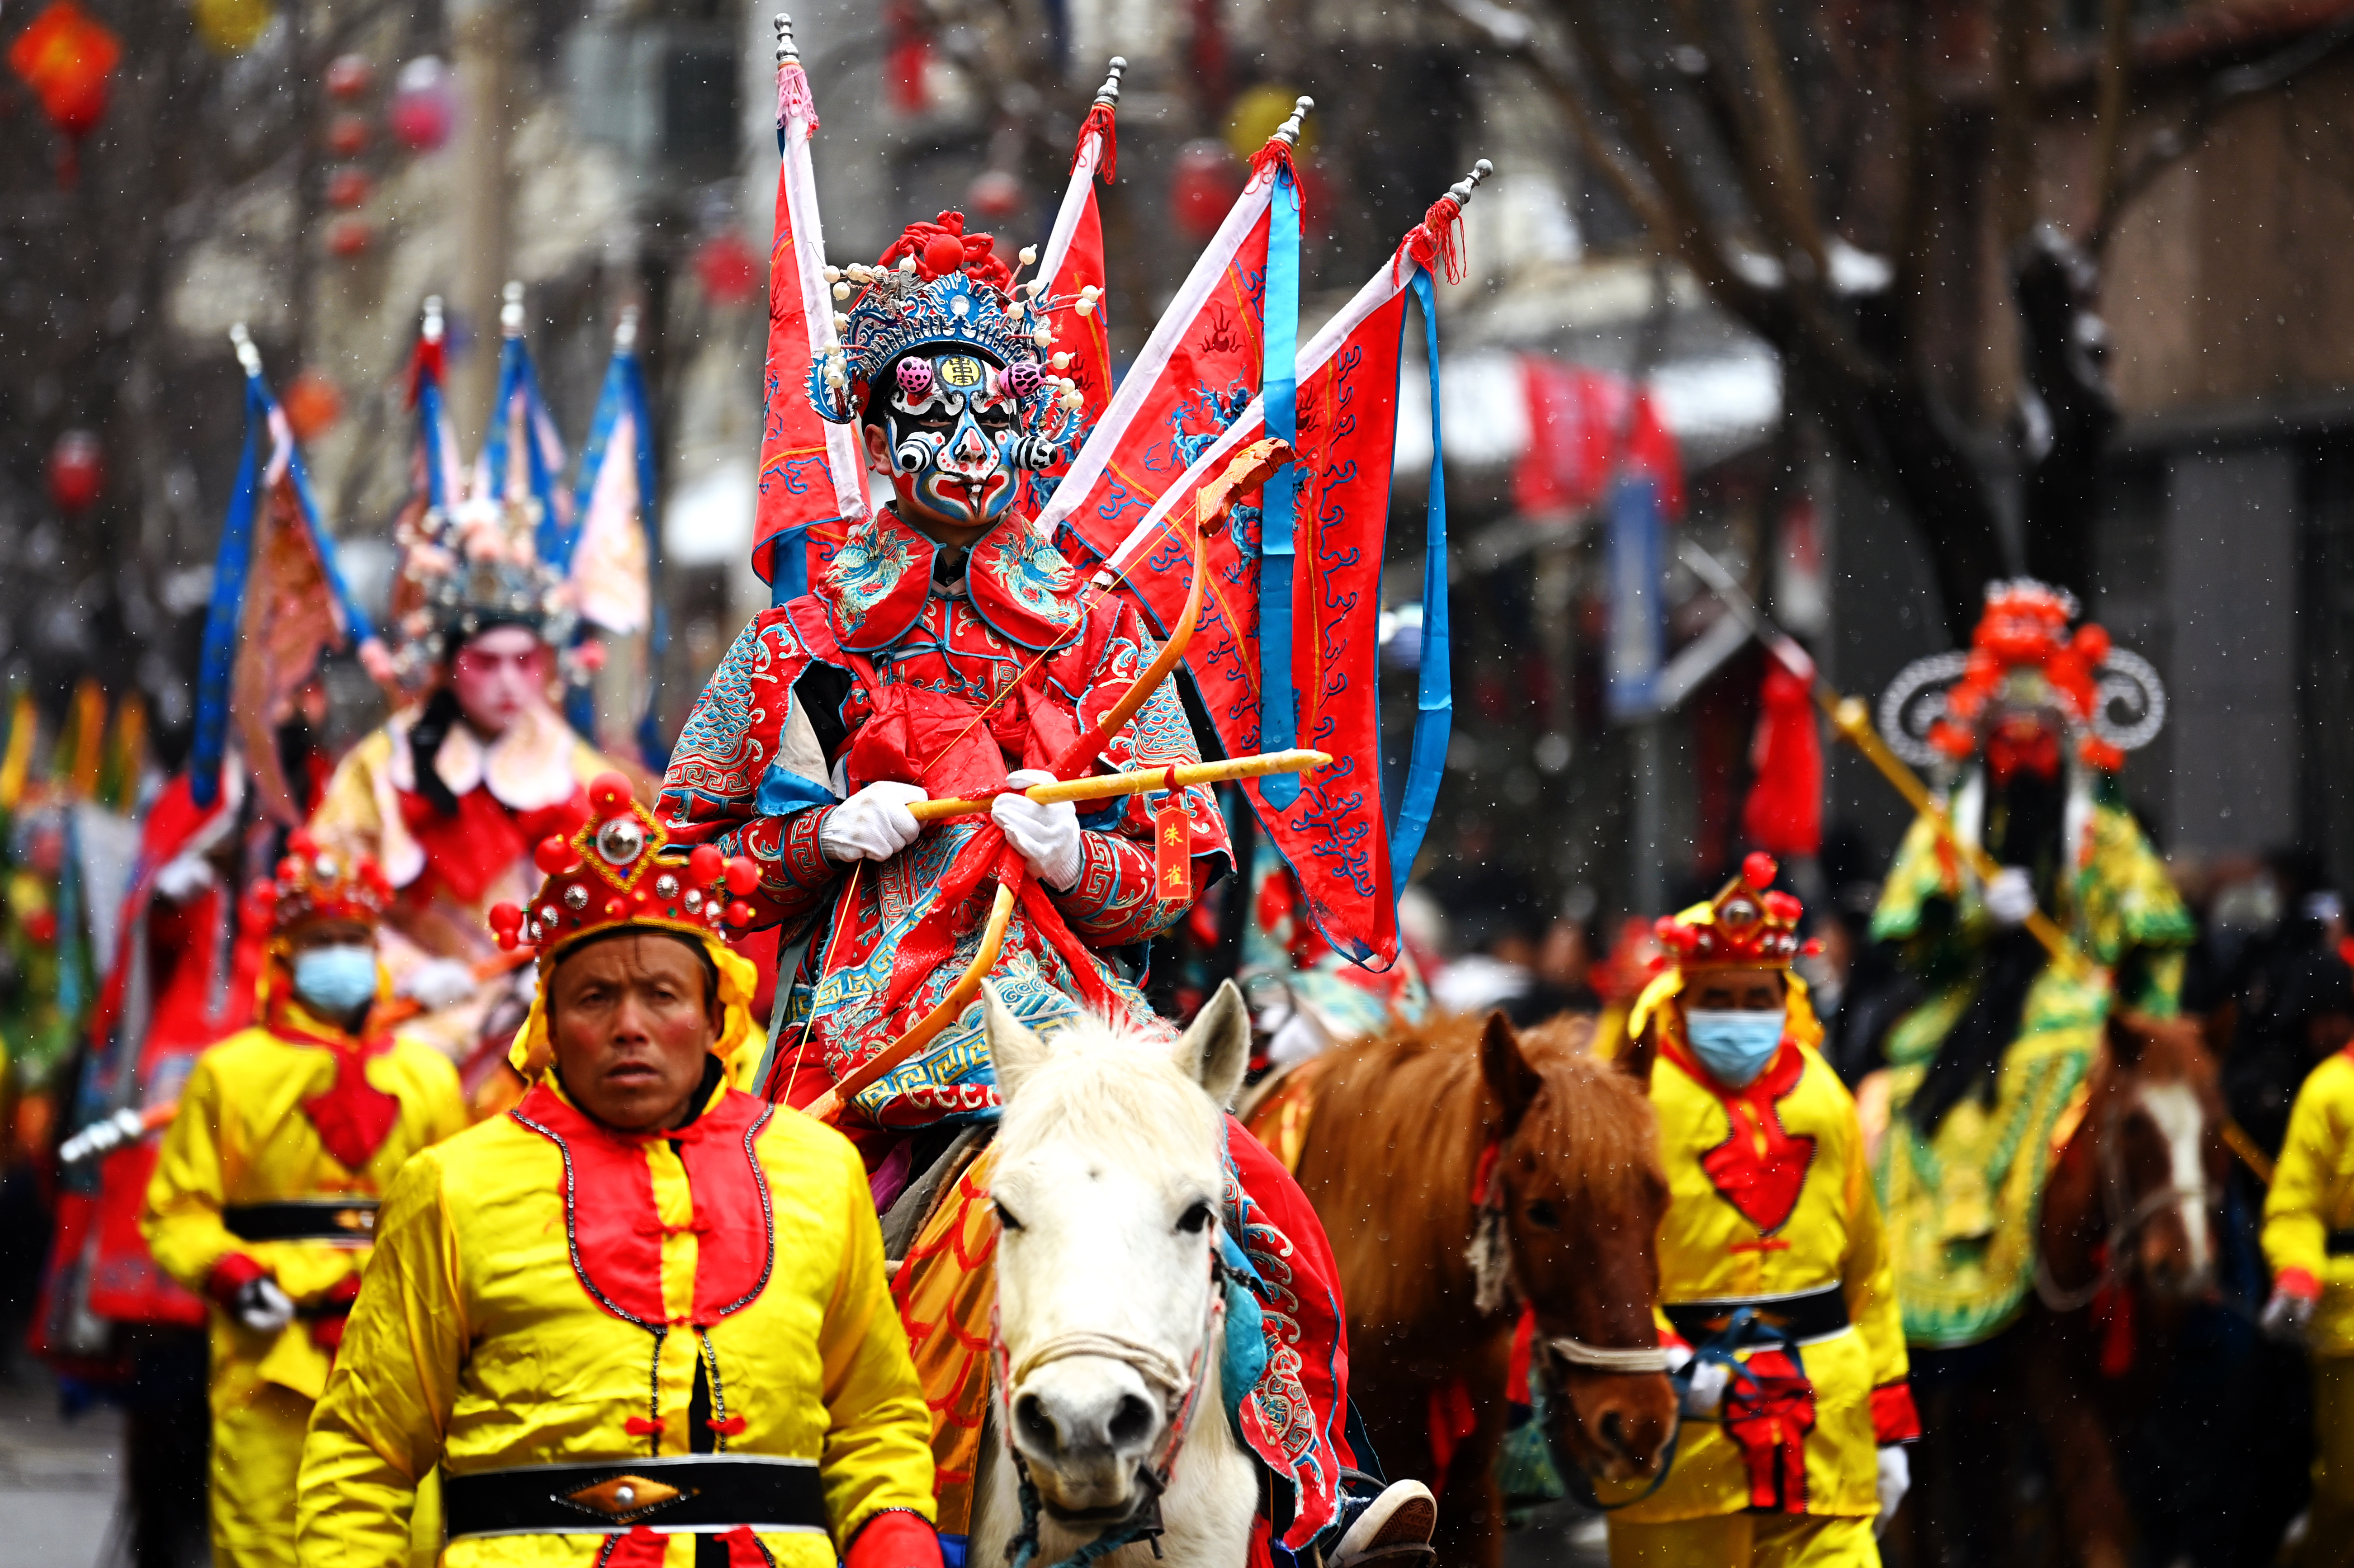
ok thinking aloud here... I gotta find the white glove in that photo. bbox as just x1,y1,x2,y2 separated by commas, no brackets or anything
2261,1285,2318,1343
1985,867,2037,929
1680,1357,1731,1418
992,770,1083,891
1263,1008,1331,1070
1874,1445,1910,1536
396,957,478,1011
234,1276,296,1335
820,781,928,864
152,850,218,903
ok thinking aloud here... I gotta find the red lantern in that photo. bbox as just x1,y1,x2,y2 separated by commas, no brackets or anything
327,113,369,156
1169,139,1240,242
324,52,373,99
48,430,102,514
693,229,759,307
8,0,121,176
282,370,343,440
325,166,372,208
968,168,1024,221
325,216,373,257
388,56,453,152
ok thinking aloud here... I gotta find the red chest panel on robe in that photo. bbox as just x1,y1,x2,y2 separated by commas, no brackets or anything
510,1082,777,1327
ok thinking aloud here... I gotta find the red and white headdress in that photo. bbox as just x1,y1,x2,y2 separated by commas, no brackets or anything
1878,578,2166,775
488,771,761,964
249,830,392,933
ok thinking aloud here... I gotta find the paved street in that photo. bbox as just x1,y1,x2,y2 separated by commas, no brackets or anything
0,1358,123,1568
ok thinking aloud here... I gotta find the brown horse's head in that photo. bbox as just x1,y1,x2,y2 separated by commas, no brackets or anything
1477,1012,1676,1484
2045,1011,2230,1306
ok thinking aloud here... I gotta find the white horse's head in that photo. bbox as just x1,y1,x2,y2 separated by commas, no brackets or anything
983,978,1250,1525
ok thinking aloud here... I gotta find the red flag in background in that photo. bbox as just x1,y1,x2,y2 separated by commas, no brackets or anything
1064,191,1476,969
1025,60,1122,511
1513,357,1684,521
753,22,869,598
1741,662,1824,858
1033,121,1300,553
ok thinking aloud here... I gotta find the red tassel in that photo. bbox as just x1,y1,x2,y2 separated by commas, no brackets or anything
605,1527,668,1568
1247,136,1298,202
1075,101,1117,184
1740,663,1824,858
704,1414,748,1436
1153,768,1191,905
624,1416,663,1436
2096,1281,2137,1379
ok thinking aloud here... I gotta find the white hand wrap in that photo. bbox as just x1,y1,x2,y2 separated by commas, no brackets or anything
821,781,928,864
992,769,1083,891
235,1277,296,1335
1874,1445,1911,1536
1985,867,2037,929
397,957,478,1011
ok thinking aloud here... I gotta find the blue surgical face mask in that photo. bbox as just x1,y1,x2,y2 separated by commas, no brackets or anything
1684,1008,1787,1088
293,945,378,1017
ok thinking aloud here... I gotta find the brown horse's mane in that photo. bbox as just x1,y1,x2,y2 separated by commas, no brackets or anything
1293,1010,1661,1337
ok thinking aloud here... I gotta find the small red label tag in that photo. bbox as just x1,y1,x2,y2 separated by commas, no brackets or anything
1153,777,1191,904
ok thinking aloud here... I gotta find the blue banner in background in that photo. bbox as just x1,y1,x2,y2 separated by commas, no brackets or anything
1606,477,1665,721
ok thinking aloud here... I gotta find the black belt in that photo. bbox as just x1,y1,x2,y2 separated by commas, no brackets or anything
222,1200,380,1244
2327,1229,2354,1257
443,1456,827,1538
1663,1285,1849,1348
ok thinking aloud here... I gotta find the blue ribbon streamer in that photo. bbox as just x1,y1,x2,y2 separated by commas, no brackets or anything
189,371,376,809
1256,165,1303,809
189,379,265,810
564,345,673,766
483,336,568,567
770,525,814,605
1385,269,1453,892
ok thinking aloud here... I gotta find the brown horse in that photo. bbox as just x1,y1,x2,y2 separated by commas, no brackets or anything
2016,1010,2231,1568
1247,1011,1675,1568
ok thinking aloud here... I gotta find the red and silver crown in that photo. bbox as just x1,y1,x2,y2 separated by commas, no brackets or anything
250,830,392,932
488,772,761,961
1653,853,1812,971
1878,578,2166,775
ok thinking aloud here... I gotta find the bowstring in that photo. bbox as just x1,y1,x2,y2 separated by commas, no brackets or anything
780,860,861,1108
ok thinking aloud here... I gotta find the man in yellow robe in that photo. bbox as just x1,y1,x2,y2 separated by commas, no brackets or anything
142,833,470,1568
298,771,939,1568
2262,1040,2354,1568
1604,854,1919,1567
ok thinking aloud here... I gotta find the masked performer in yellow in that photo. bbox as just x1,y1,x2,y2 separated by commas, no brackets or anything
297,772,940,1568
1606,854,1919,1566
141,833,470,1568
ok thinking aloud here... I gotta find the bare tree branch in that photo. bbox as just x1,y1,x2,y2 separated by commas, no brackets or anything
1727,0,1828,271
2089,8,2354,253
2089,0,2133,228
1989,0,2041,251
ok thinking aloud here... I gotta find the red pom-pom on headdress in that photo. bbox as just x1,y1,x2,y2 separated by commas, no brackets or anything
493,773,761,961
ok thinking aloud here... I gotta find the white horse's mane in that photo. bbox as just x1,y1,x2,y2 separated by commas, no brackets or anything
993,1013,1225,1171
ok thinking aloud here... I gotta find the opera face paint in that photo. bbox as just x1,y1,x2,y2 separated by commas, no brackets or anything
883,351,1021,531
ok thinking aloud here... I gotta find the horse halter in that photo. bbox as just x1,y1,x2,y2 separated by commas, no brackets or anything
2032,1079,2213,1314
1469,1137,1672,1376
994,1242,1230,1568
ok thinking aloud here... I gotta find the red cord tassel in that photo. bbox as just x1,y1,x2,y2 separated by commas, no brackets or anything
1075,100,1117,184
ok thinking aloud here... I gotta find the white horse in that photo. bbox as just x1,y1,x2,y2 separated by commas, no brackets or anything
967,979,1261,1568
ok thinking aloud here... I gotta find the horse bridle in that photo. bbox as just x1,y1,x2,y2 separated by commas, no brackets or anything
1471,1134,1674,1376
993,1244,1230,1568
2031,1085,2212,1314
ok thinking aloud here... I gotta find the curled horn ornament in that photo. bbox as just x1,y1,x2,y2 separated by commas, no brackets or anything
1877,652,1972,770
1878,577,2168,775
2089,646,2167,753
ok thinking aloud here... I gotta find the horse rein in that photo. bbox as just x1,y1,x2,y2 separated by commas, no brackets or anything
2031,1087,2212,1315
995,1242,1231,1568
